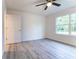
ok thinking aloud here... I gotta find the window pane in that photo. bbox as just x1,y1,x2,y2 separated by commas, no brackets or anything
62,15,69,25
56,15,69,34
71,13,76,24
56,15,69,25
71,24,76,35
56,25,69,34
70,13,76,35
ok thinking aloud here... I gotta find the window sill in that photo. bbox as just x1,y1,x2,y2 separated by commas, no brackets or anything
55,33,76,37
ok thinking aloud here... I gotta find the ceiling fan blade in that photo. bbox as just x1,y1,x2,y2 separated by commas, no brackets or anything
46,0,48,1
46,0,50,2
52,0,56,1
36,3,46,6
44,6,48,10
52,2,61,6
46,0,56,2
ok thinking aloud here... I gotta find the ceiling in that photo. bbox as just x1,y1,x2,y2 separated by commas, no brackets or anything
6,0,76,15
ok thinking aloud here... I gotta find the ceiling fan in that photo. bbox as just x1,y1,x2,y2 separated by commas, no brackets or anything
36,0,61,10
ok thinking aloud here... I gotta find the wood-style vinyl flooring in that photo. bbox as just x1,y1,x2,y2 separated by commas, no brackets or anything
3,39,76,59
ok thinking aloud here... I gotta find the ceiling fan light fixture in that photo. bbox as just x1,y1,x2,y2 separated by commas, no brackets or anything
47,2,52,7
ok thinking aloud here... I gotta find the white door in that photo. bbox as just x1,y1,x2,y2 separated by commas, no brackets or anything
6,14,22,44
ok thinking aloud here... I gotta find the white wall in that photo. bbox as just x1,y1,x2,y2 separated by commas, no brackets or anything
22,13,45,41
7,10,45,42
3,0,6,54
7,7,76,46
45,7,76,46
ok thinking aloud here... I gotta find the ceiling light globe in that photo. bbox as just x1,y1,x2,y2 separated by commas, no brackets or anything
47,2,52,7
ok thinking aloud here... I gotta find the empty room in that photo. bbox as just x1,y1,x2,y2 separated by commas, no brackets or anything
3,0,76,59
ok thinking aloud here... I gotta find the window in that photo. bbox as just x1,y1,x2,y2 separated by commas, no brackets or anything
56,13,76,35
70,14,76,35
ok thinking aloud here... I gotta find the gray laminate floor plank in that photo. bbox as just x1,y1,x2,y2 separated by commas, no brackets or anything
3,39,76,59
